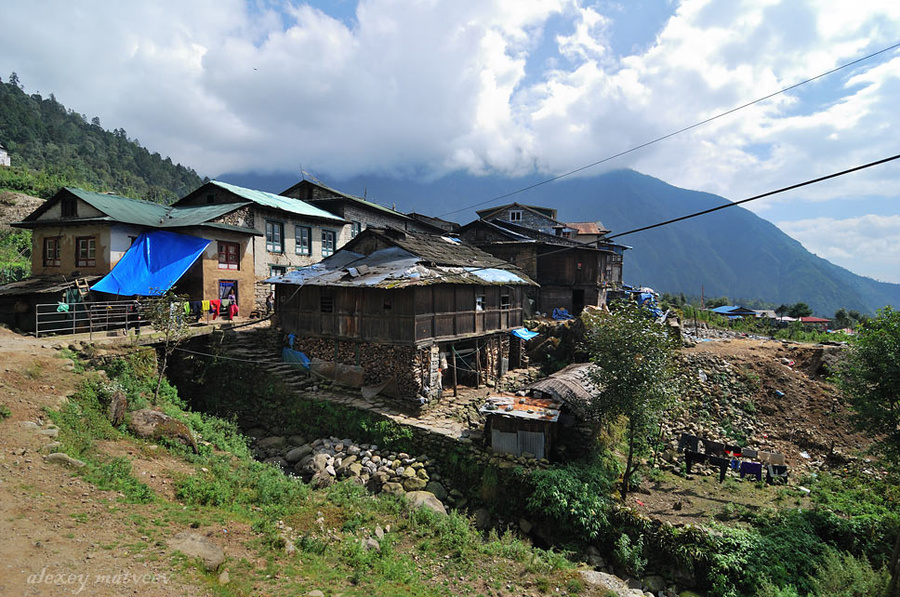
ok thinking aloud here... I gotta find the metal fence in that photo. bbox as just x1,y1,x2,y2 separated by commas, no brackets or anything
35,300,145,338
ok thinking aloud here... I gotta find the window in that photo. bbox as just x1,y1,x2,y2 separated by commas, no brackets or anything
351,221,362,238
509,209,523,223
43,237,61,267
218,241,240,270
321,229,336,257
475,294,485,312
269,265,286,277
206,193,215,204
500,293,511,310
265,221,284,253
320,295,334,313
76,236,96,268
295,226,311,255
61,196,77,218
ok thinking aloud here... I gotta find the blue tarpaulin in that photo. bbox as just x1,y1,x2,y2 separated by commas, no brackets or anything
282,347,311,369
511,328,539,341
91,230,210,296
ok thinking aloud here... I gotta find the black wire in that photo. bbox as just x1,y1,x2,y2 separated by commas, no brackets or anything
606,153,900,239
437,40,900,218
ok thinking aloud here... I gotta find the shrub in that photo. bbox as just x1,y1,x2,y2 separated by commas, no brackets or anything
809,548,889,597
0,404,10,419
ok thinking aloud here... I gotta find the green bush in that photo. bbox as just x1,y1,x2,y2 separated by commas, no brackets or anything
809,548,889,597
83,457,154,503
0,404,10,419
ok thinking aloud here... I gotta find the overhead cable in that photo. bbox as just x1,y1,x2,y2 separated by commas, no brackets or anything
437,40,900,218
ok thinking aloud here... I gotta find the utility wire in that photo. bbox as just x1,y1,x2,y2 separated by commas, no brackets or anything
606,152,900,239
437,40,900,218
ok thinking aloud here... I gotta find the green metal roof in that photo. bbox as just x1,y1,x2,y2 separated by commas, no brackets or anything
66,188,170,227
209,180,346,223
13,188,257,235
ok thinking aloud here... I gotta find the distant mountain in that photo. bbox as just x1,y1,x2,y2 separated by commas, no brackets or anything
0,77,203,201
219,168,900,316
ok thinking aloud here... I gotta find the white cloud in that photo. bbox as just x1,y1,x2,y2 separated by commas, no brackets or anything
777,214,900,283
1,1,900,285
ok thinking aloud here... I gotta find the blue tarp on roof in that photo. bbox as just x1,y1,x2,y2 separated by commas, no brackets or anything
91,230,210,296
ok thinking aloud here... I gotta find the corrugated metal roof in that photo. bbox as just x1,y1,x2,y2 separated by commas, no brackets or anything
210,180,345,222
479,394,561,422
0,274,103,296
66,188,170,227
283,178,413,220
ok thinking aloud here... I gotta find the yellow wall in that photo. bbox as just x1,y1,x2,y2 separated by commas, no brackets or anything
31,224,112,276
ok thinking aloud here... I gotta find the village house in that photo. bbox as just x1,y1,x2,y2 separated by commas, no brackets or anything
458,218,625,316
565,220,610,245
0,142,10,167
280,178,446,236
475,203,575,237
269,226,536,404
173,180,349,304
7,186,259,331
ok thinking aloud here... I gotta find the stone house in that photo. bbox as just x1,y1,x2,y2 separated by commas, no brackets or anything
11,186,258,317
280,178,444,236
0,142,10,167
459,218,625,316
174,180,349,285
269,227,536,404
475,203,576,237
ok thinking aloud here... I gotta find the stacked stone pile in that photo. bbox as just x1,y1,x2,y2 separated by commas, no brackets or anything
251,434,454,504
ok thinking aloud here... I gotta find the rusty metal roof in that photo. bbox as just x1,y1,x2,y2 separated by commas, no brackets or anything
479,394,561,422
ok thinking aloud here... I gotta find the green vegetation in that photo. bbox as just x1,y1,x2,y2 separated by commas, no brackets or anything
0,75,203,201
44,347,578,595
0,224,30,284
581,303,679,499
0,403,10,419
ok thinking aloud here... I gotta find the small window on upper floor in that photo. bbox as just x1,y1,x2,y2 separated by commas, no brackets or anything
475,294,485,312
500,293,511,310
320,295,334,313
321,229,336,257
61,196,77,218
509,209,523,223
351,221,362,238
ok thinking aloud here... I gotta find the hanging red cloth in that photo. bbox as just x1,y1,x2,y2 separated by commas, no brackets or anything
209,299,221,320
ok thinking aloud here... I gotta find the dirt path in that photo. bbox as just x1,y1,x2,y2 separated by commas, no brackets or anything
0,328,212,596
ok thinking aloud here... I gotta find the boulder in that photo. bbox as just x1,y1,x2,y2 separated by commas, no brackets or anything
285,444,313,464
473,507,492,530
402,477,427,492
381,482,406,497
128,409,198,453
425,481,448,501
169,531,225,571
579,570,645,597
405,491,447,516
257,436,286,451
310,470,334,489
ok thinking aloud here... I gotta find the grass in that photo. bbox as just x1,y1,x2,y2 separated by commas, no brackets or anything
0,403,10,419
42,352,580,597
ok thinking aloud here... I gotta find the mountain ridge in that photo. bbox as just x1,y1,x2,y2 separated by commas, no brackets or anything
219,168,899,316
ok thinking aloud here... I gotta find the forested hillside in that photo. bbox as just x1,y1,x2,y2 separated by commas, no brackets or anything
0,73,203,202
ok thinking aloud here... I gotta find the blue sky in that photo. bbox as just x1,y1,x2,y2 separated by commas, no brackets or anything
1,0,899,282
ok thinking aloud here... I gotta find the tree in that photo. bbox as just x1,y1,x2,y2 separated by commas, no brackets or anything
706,296,730,309
835,306,900,595
787,302,813,318
8,72,20,89
581,302,679,500
143,290,192,403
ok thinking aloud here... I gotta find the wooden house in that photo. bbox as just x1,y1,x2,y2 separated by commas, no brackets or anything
9,187,259,327
459,218,625,316
269,227,536,403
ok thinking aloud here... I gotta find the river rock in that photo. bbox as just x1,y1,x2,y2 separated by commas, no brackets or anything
405,491,447,516
43,453,86,468
285,444,313,463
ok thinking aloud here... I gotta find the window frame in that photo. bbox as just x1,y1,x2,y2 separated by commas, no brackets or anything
295,225,312,256
321,229,336,257
265,220,284,253
61,196,78,218
508,209,523,223
217,241,240,270
75,236,96,268
350,221,362,238
43,237,61,267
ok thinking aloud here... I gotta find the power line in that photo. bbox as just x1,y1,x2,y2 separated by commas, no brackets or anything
607,153,900,239
437,40,900,218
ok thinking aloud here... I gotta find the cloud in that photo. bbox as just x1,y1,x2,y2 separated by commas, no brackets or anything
776,214,900,283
